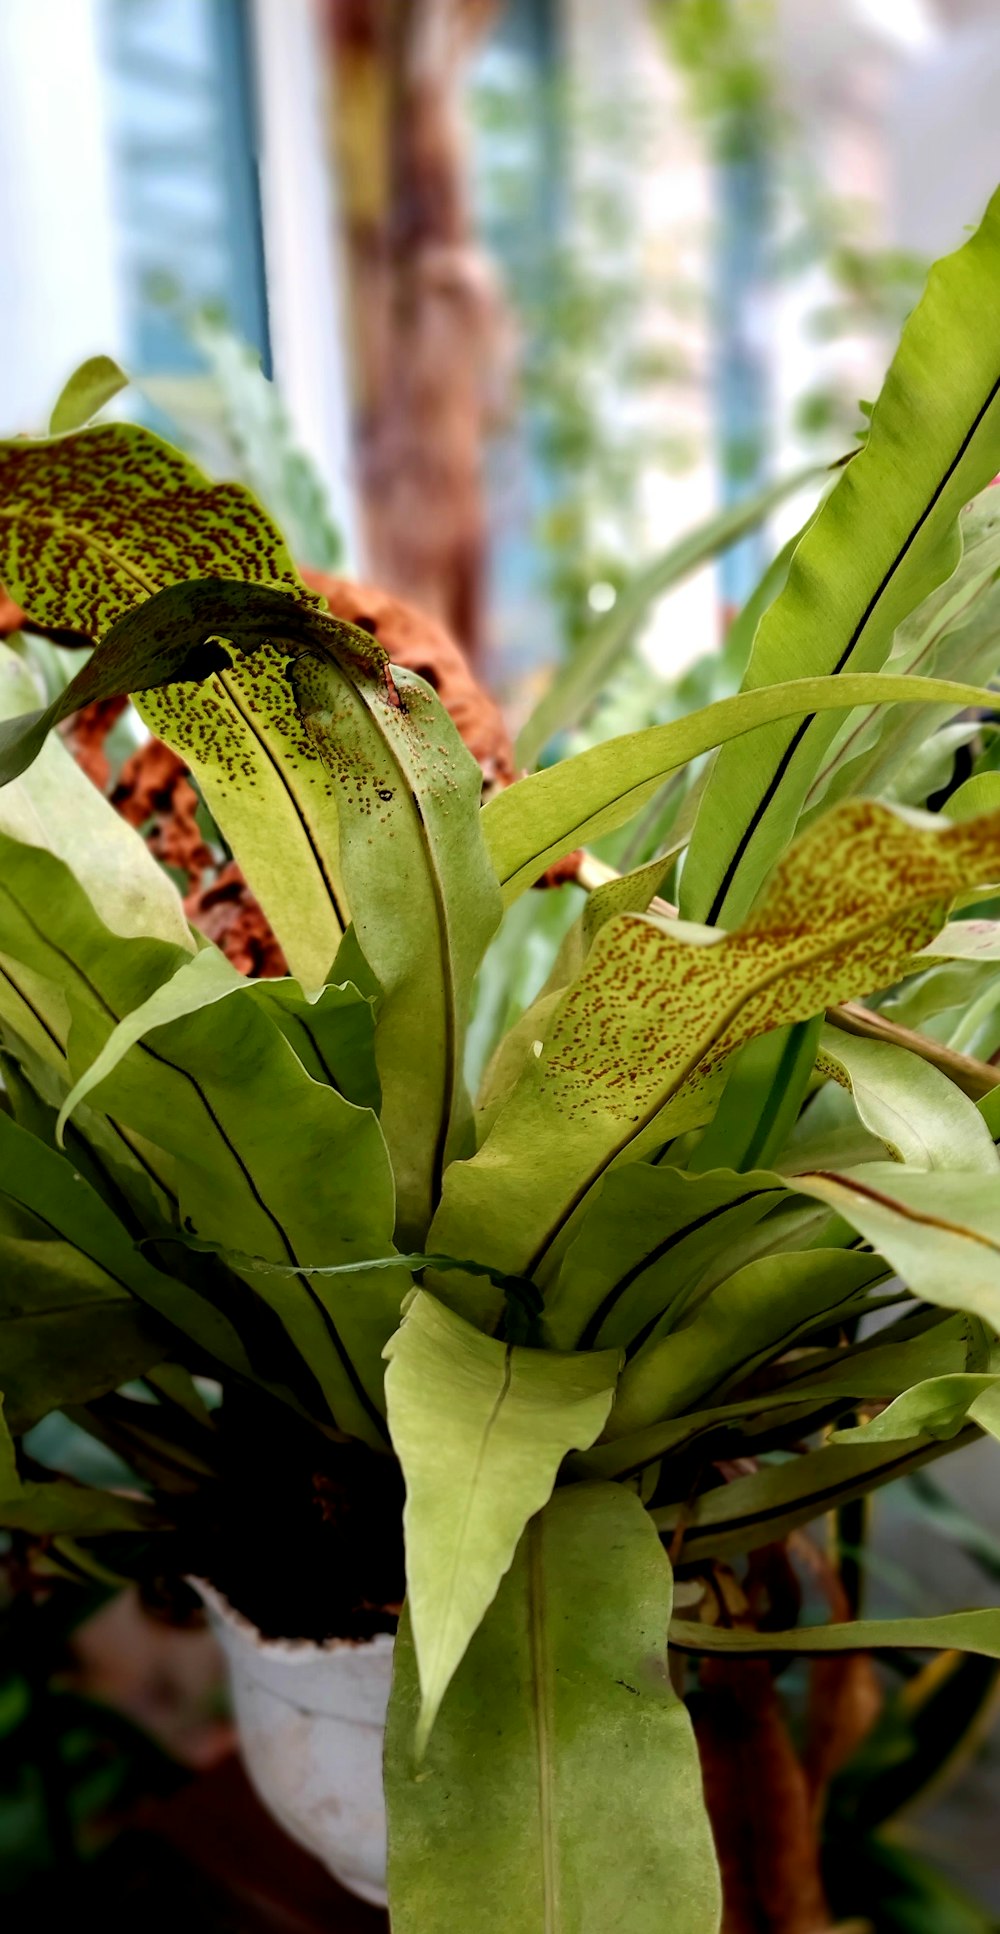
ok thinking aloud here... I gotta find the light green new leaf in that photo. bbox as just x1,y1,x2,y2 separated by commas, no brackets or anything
681,188,1000,926
919,918,1000,962
0,1395,155,1536
385,1482,720,1934
670,1608,1000,1663
484,671,1000,905
611,1248,886,1437
431,800,1000,1311
796,1164,1000,1329
817,1023,1000,1172
0,642,191,951
49,356,129,434
292,653,502,1244
833,1374,1000,1447
383,1292,619,1752
544,1164,788,1350
516,464,822,767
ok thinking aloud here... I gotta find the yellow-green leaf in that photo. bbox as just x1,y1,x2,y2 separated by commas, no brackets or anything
383,1292,619,1752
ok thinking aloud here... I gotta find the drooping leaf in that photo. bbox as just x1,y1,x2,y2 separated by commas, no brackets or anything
484,671,1000,906
610,1248,886,1437
49,356,129,435
385,1482,721,1934
651,1432,971,1559
681,189,1000,926
795,1164,1000,1329
0,426,348,984
383,1291,619,1751
431,800,1000,1312
292,651,502,1243
516,464,822,767
832,1374,1000,1447
670,1608,1000,1662
817,1023,1000,1171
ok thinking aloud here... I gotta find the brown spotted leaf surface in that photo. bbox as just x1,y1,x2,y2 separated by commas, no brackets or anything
429,798,1000,1310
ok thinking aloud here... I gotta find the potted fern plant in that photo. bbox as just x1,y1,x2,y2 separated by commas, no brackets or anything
5,191,1000,1931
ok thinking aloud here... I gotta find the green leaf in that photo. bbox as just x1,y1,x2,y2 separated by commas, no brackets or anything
817,1023,1000,1171
543,1164,788,1350
669,1607,1000,1662
611,1248,886,1437
385,1482,720,1934
484,671,1000,905
516,465,822,767
383,1291,619,1752
292,651,502,1243
0,1233,164,1434
577,1313,975,1481
832,1374,1000,1447
795,1164,1000,1329
0,1395,155,1535
57,944,241,1138
0,425,347,985
0,832,407,1440
681,189,1000,926
688,1016,823,1174
49,356,129,434
651,1433,970,1558
0,1109,252,1384
431,800,1000,1310
0,642,191,952
803,483,1000,819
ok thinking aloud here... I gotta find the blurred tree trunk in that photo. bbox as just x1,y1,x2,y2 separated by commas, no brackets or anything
321,0,510,668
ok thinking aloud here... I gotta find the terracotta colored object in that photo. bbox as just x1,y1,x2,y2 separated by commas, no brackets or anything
301,567,514,792
185,860,289,980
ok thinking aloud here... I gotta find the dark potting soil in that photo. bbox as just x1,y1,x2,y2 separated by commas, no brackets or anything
181,1388,405,1645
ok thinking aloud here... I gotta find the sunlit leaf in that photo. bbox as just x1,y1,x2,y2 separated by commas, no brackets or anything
386,1482,720,1934
383,1291,618,1750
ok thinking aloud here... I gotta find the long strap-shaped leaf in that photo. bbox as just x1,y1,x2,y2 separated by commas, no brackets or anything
385,1481,721,1934
292,654,501,1244
670,1609,1000,1661
680,186,1000,926
383,1291,619,1752
431,800,1000,1308
483,671,1000,904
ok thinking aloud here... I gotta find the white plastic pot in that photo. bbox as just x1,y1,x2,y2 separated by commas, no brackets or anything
193,1579,394,1908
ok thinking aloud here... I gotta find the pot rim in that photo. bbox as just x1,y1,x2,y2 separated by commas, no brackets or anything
188,1575,397,1666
